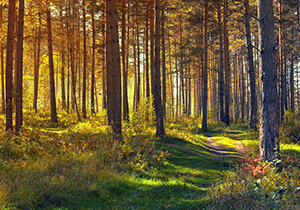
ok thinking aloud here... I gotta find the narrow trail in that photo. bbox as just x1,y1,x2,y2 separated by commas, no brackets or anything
206,136,246,160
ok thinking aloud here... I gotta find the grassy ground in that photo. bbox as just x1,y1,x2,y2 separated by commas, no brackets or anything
0,111,299,209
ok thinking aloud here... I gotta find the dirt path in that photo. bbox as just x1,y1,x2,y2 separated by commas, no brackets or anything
206,136,246,160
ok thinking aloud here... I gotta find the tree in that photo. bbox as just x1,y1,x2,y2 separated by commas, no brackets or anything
15,0,25,133
244,0,257,131
5,0,15,131
258,0,279,161
217,0,224,122
154,0,165,137
106,0,122,138
82,0,87,119
202,0,208,132
33,11,41,113
223,0,230,125
91,2,96,115
0,4,5,113
47,0,58,123
121,0,129,121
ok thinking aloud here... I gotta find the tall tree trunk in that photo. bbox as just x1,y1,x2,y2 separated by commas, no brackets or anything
278,0,286,121
6,0,15,131
217,0,224,122
241,55,245,121
107,0,122,138
162,1,166,117
122,0,129,120
136,2,140,109
91,5,96,115
154,0,165,136
82,0,87,118
60,7,66,111
179,14,185,115
47,0,58,123
150,0,155,96
145,1,150,98
290,51,294,112
1,42,4,113
0,5,4,113
258,0,279,161
244,0,257,131
102,21,107,111
106,0,113,124
15,0,24,133
223,0,230,125
202,0,208,132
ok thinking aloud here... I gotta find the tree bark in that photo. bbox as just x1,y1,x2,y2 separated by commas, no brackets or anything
162,1,166,117
91,5,96,115
122,0,129,121
223,0,230,125
244,0,257,131
107,0,122,138
258,0,279,162
0,5,4,113
15,0,25,133
217,0,224,122
47,0,58,123
202,0,208,132
60,7,66,111
145,1,150,98
82,0,87,119
150,0,155,96
6,0,15,131
154,0,165,137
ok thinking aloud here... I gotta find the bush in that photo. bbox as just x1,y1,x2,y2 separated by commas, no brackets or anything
206,155,300,209
280,110,300,144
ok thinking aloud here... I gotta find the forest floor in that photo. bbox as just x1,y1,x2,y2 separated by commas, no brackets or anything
1,112,300,209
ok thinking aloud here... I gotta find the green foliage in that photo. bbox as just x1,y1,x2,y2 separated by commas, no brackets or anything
206,155,300,209
280,110,300,144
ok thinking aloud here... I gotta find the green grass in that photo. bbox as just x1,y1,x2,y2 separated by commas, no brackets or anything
0,112,300,209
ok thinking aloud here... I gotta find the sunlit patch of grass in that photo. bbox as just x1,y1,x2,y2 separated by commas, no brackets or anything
211,136,238,150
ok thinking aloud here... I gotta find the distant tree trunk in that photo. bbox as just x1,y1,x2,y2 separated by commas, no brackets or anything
60,7,66,111
122,0,129,120
223,0,230,125
82,0,87,119
106,0,113,124
107,0,122,138
91,6,96,115
102,21,107,111
241,56,245,121
6,0,15,131
145,1,150,98
179,15,185,115
136,2,140,109
202,0,208,132
154,0,165,137
162,2,166,117
0,5,4,113
258,0,279,162
15,0,24,133
244,0,257,131
47,0,58,123
278,0,286,121
290,51,295,112
217,0,224,122
1,42,4,113
150,0,155,96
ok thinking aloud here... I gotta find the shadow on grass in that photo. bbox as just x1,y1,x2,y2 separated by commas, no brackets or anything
38,133,243,210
